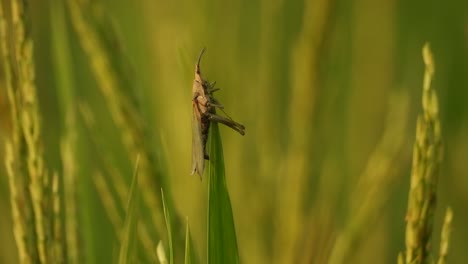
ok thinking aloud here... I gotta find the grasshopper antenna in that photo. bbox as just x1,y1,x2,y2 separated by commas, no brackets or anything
196,47,206,74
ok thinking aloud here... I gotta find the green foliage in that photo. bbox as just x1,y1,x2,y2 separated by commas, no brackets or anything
184,219,196,264
162,189,174,264
118,159,140,264
1,0,467,264
206,123,240,264
50,0,80,262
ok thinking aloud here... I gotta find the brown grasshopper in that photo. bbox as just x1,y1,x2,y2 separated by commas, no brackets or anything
191,48,245,177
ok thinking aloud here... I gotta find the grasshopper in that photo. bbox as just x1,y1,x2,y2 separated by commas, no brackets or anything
191,48,245,177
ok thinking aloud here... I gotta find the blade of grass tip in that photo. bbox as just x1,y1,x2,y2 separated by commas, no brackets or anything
118,157,140,264
184,218,198,264
156,241,168,264
207,123,240,264
162,189,174,264
184,219,191,264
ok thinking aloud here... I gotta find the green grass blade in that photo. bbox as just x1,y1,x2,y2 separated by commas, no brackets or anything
184,218,197,264
162,189,174,264
184,220,191,264
207,123,240,264
118,158,140,264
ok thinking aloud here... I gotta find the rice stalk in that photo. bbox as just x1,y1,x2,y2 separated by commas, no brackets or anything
59,137,80,263
66,0,179,245
329,92,409,264
1,3,36,262
92,171,123,236
12,0,52,261
79,102,156,261
398,253,404,264
136,222,156,262
4,142,36,263
49,0,80,262
3,0,57,262
402,43,443,264
51,172,64,263
274,0,332,262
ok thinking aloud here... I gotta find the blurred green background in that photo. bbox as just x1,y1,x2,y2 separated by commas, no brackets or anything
1,0,467,263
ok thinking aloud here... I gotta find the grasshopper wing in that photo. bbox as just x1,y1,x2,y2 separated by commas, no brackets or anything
191,102,205,177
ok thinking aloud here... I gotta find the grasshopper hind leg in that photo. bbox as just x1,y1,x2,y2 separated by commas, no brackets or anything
208,113,245,135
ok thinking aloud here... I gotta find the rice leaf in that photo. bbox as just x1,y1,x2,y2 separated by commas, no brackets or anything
184,218,197,264
206,123,240,264
162,189,174,264
118,158,140,264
